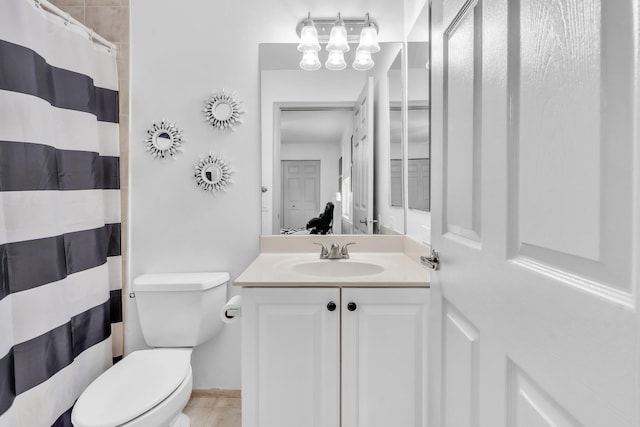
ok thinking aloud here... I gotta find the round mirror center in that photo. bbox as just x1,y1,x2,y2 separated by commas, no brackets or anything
214,102,233,120
202,164,222,184
154,132,173,149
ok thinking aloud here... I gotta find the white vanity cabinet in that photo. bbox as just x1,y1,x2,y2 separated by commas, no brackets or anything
242,287,430,427
341,288,430,427
242,288,341,427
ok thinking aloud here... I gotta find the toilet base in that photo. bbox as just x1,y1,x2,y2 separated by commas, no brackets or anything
171,413,190,427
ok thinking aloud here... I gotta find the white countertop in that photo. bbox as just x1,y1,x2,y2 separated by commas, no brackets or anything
235,251,430,288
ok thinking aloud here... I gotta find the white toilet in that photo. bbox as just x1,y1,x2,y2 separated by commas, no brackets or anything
72,272,230,427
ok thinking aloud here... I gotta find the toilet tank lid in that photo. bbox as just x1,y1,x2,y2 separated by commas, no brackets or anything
133,272,230,292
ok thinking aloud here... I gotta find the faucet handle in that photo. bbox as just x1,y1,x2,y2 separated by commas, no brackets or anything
313,242,328,258
341,242,356,258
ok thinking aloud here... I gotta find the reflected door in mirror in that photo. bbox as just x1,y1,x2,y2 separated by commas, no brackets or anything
352,78,375,234
282,160,320,230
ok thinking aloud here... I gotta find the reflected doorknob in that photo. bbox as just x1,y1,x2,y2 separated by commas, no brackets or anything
359,218,379,224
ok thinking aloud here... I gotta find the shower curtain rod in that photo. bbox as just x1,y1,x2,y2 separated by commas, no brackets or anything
33,0,117,51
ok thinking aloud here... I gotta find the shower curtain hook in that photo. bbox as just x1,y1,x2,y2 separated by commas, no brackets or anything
88,30,94,41
34,0,42,9
64,13,71,26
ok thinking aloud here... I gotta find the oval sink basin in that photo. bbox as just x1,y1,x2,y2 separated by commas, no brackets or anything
291,261,384,277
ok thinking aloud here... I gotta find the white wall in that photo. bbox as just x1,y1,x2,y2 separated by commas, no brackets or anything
130,0,406,389
404,0,429,38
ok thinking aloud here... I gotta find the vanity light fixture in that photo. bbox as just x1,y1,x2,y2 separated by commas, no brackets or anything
300,50,321,71
356,13,380,54
326,49,347,70
298,13,321,71
326,13,349,53
352,49,374,71
296,12,379,71
297,13,321,53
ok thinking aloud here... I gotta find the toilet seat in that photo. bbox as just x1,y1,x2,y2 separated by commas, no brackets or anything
72,349,192,427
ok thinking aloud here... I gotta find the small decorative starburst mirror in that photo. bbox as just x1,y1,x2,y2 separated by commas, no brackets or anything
145,120,185,159
194,153,233,193
203,89,245,132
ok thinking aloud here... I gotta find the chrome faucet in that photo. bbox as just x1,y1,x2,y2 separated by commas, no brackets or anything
314,242,356,259
327,243,341,259
341,242,356,259
313,242,329,258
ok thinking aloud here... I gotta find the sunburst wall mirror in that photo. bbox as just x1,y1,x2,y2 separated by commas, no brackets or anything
203,89,245,132
194,153,233,193
145,120,185,159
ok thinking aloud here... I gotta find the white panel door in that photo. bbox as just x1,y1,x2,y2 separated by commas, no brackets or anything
430,1,640,426
341,288,430,427
352,77,375,234
242,288,340,427
282,160,320,230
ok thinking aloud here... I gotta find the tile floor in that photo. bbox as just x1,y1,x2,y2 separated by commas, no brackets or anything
184,390,241,427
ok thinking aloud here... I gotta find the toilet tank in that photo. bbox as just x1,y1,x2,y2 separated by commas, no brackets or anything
133,272,229,347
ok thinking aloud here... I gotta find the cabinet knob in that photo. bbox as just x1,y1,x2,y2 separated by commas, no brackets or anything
327,301,337,311
347,302,357,312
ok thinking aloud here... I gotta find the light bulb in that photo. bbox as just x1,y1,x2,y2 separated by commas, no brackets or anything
357,19,380,54
326,15,350,53
300,50,321,71
352,49,374,71
325,50,347,70
297,19,320,52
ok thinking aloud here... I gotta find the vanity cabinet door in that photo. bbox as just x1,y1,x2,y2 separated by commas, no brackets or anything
341,288,430,427
242,288,340,427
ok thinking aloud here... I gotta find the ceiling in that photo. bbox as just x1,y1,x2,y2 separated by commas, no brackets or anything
280,110,352,145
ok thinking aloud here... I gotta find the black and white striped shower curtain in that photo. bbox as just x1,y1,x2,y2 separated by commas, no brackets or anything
0,1,122,425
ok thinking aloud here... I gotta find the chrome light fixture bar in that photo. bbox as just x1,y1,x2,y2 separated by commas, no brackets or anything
295,13,379,43
296,12,380,71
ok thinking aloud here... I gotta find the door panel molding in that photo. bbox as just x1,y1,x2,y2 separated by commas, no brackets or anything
442,0,483,246
442,301,480,427
510,250,634,308
507,361,582,427
506,0,636,297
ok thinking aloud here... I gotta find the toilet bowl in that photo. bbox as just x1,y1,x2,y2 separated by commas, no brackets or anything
72,272,229,427
73,349,193,427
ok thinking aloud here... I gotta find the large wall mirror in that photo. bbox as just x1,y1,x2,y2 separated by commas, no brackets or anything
260,6,429,240
388,49,404,233
406,3,430,241
260,42,405,236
